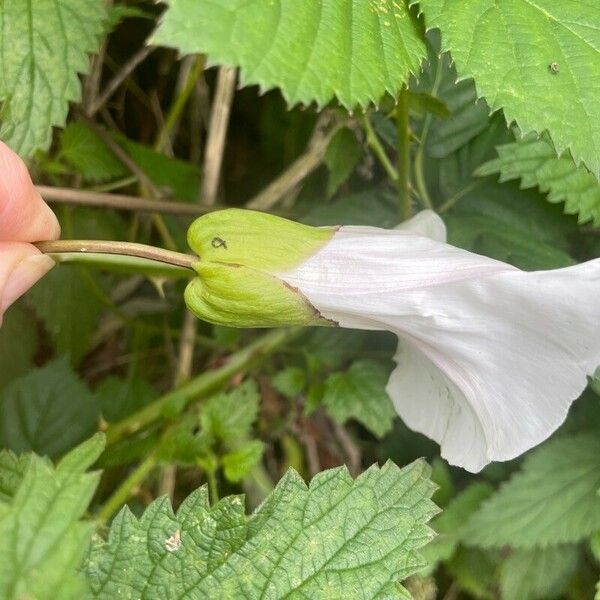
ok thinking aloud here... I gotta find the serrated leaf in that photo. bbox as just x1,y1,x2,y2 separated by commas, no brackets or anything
500,545,579,600
415,0,600,176
462,435,600,549
477,133,600,226
323,359,396,438
324,127,362,197
0,0,106,157
27,265,105,365
201,380,260,443
413,32,490,158
222,440,264,483
0,304,37,389
86,460,437,599
0,434,104,600
152,0,427,109
60,122,127,182
0,357,98,458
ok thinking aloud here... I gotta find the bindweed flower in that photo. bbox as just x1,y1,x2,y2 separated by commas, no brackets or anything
186,208,600,472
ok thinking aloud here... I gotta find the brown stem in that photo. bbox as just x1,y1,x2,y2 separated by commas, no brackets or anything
37,185,210,216
88,46,156,117
35,240,197,270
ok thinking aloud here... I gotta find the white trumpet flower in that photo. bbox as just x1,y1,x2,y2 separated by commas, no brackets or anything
186,209,600,472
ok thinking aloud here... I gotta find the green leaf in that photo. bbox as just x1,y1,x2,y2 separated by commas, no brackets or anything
422,483,494,572
86,460,437,599
462,435,600,549
323,359,396,438
95,376,157,422
0,357,98,459
477,133,600,226
273,367,306,398
152,0,427,109
0,0,106,157
0,451,32,503
200,380,260,444
222,440,264,483
116,133,200,201
413,32,490,158
0,304,37,389
415,0,600,176
446,547,500,600
500,545,579,600
59,122,127,182
0,434,104,600
303,188,398,228
324,127,362,197
26,265,105,365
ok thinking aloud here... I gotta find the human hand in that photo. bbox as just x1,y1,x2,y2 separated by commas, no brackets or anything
0,142,60,320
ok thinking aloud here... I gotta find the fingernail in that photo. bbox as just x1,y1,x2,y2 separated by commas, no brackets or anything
2,254,55,311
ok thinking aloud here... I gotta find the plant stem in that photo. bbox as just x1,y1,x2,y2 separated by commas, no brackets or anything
37,185,212,216
36,240,197,270
396,85,412,222
96,450,159,524
361,115,398,183
104,328,299,446
155,56,205,153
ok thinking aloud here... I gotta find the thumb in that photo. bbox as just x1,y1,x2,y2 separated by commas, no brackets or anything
0,242,54,316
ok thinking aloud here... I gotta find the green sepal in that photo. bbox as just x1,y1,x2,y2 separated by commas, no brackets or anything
186,208,335,272
184,210,336,328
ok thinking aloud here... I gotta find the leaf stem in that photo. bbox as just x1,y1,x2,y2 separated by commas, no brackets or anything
104,328,300,446
361,115,398,183
396,85,412,222
36,240,198,270
96,450,159,524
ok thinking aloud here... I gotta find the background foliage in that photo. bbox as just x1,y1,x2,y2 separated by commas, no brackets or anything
0,0,599,598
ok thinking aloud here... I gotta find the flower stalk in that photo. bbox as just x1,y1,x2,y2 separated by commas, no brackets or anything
36,239,197,277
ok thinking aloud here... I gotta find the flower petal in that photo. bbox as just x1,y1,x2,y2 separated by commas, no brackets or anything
280,221,600,471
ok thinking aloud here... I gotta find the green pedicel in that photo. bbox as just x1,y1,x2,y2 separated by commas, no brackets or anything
185,209,336,327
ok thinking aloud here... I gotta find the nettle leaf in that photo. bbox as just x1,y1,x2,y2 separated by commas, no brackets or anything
95,376,157,423
27,264,105,366
414,0,600,176
0,0,106,157
477,133,600,227
201,380,260,443
152,0,427,109
413,32,490,158
323,359,396,438
59,122,126,182
463,435,600,549
500,545,579,600
0,357,98,459
324,127,362,198
0,304,37,389
86,460,437,599
272,367,306,399
0,434,104,600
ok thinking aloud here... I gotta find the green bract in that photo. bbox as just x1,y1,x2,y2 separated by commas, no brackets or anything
185,209,336,327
